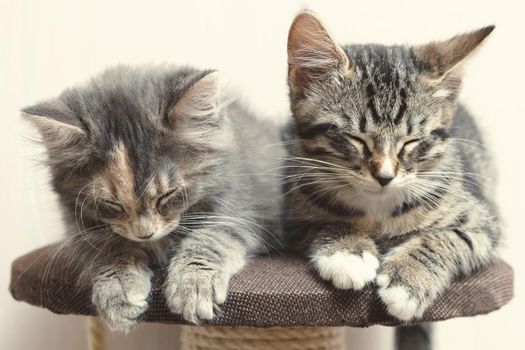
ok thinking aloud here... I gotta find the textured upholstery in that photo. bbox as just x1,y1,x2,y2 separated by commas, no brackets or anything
10,244,513,327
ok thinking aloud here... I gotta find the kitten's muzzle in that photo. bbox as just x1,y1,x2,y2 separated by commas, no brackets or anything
370,154,397,187
136,232,155,240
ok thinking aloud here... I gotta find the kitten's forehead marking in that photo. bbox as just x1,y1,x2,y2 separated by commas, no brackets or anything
144,171,170,198
144,174,159,198
158,172,170,192
106,142,138,212
342,46,424,135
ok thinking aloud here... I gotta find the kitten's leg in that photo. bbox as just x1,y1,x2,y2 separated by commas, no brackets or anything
165,228,248,323
308,225,380,290
91,253,152,332
377,208,500,321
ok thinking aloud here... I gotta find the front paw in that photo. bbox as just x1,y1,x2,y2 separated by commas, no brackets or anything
164,264,230,323
377,259,436,321
91,267,153,332
313,251,379,290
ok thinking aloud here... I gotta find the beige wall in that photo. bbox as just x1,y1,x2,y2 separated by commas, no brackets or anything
1,0,522,349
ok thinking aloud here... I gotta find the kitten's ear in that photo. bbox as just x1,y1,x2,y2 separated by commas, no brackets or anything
168,71,220,126
22,100,87,149
287,10,351,95
413,26,494,80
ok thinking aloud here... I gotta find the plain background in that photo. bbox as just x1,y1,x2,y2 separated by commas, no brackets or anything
1,0,523,349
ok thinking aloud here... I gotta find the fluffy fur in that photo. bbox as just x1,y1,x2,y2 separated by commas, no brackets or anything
24,65,283,330
284,10,500,322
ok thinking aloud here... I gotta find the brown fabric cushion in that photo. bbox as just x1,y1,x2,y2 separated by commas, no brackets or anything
10,244,513,327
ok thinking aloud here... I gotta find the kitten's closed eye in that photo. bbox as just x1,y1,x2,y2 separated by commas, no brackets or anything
398,138,421,156
347,135,371,156
98,199,125,218
156,188,183,213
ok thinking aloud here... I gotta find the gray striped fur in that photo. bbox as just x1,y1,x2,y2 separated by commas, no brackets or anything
284,11,501,323
23,65,283,330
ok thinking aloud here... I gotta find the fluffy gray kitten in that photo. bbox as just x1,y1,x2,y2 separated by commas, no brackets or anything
284,11,500,322
23,65,282,331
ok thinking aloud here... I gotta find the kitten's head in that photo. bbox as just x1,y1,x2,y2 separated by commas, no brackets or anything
287,11,492,198
24,66,228,242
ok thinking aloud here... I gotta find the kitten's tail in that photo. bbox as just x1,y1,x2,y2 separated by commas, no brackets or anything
395,324,433,350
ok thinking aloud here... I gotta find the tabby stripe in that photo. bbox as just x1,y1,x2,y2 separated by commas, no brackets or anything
452,229,474,250
221,226,253,248
419,152,444,162
455,212,469,226
418,247,446,269
305,147,350,162
406,119,413,134
298,180,364,218
179,246,222,264
431,128,449,140
366,84,382,123
392,201,419,216
328,138,352,156
308,147,339,157
391,187,447,216
421,241,437,256
359,114,368,132
393,89,407,125
416,141,433,159
186,261,214,271
296,123,339,139
408,253,441,276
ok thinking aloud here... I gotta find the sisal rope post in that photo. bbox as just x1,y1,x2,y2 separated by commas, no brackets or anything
87,316,108,350
180,326,345,350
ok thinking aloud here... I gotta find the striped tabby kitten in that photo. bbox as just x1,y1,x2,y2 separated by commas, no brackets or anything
284,11,500,321
24,66,282,330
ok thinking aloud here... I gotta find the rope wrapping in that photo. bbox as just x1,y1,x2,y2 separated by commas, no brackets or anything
181,326,344,350
88,317,108,350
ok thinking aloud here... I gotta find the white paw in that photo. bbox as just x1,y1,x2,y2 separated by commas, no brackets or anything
377,275,425,321
313,251,379,290
165,268,230,323
92,268,152,332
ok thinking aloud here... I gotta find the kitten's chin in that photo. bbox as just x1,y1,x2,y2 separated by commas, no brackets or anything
120,218,181,243
361,186,393,197
118,226,177,243
123,232,168,243
357,178,407,199
362,188,387,196
357,185,404,203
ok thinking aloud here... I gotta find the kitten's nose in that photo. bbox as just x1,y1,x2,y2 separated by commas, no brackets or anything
372,156,396,186
373,174,394,187
135,216,156,240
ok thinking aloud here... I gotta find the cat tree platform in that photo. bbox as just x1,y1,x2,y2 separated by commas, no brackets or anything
10,244,513,350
